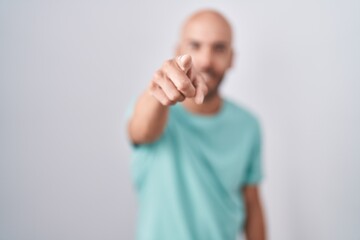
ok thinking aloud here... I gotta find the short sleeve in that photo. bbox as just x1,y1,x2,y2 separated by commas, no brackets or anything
130,132,172,190
124,98,171,190
124,99,151,188
244,122,263,185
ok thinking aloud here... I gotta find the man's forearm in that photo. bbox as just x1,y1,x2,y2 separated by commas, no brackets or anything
243,186,266,240
244,201,266,240
128,90,169,145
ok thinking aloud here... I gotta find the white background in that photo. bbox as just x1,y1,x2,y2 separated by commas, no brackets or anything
1,1,359,239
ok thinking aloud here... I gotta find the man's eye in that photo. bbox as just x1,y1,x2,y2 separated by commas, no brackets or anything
189,42,200,50
214,45,226,52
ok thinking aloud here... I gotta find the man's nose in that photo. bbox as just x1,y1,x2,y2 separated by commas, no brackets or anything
194,48,213,71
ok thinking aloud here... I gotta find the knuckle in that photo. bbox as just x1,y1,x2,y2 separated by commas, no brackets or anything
162,99,173,106
152,70,162,80
162,59,172,69
167,94,176,102
178,94,185,102
148,82,157,92
159,98,168,106
177,81,191,92
168,91,181,102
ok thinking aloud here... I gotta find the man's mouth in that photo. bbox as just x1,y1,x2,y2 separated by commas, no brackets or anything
200,72,215,82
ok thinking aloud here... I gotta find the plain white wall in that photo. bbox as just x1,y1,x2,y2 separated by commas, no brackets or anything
1,1,359,240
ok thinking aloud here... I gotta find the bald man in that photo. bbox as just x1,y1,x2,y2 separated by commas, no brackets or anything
127,9,266,240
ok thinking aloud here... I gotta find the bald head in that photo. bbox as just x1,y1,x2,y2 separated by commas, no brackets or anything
180,9,233,45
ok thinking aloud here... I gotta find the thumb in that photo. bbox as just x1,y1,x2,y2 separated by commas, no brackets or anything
176,54,192,73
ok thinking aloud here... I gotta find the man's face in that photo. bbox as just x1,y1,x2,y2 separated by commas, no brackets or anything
177,13,233,99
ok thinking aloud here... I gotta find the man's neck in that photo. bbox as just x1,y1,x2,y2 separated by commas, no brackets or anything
181,93,223,116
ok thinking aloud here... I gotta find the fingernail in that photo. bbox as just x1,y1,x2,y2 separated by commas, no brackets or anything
178,55,185,63
179,54,191,65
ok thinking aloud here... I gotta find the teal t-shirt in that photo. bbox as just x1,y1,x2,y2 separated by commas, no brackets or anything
128,99,263,240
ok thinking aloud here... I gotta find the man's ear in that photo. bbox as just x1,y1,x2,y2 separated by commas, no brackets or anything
228,48,234,68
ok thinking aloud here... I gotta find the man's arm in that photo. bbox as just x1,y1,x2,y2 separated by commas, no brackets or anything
243,185,266,240
127,55,207,145
128,91,170,144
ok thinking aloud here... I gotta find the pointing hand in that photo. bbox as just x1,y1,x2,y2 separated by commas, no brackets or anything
148,54,208,106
